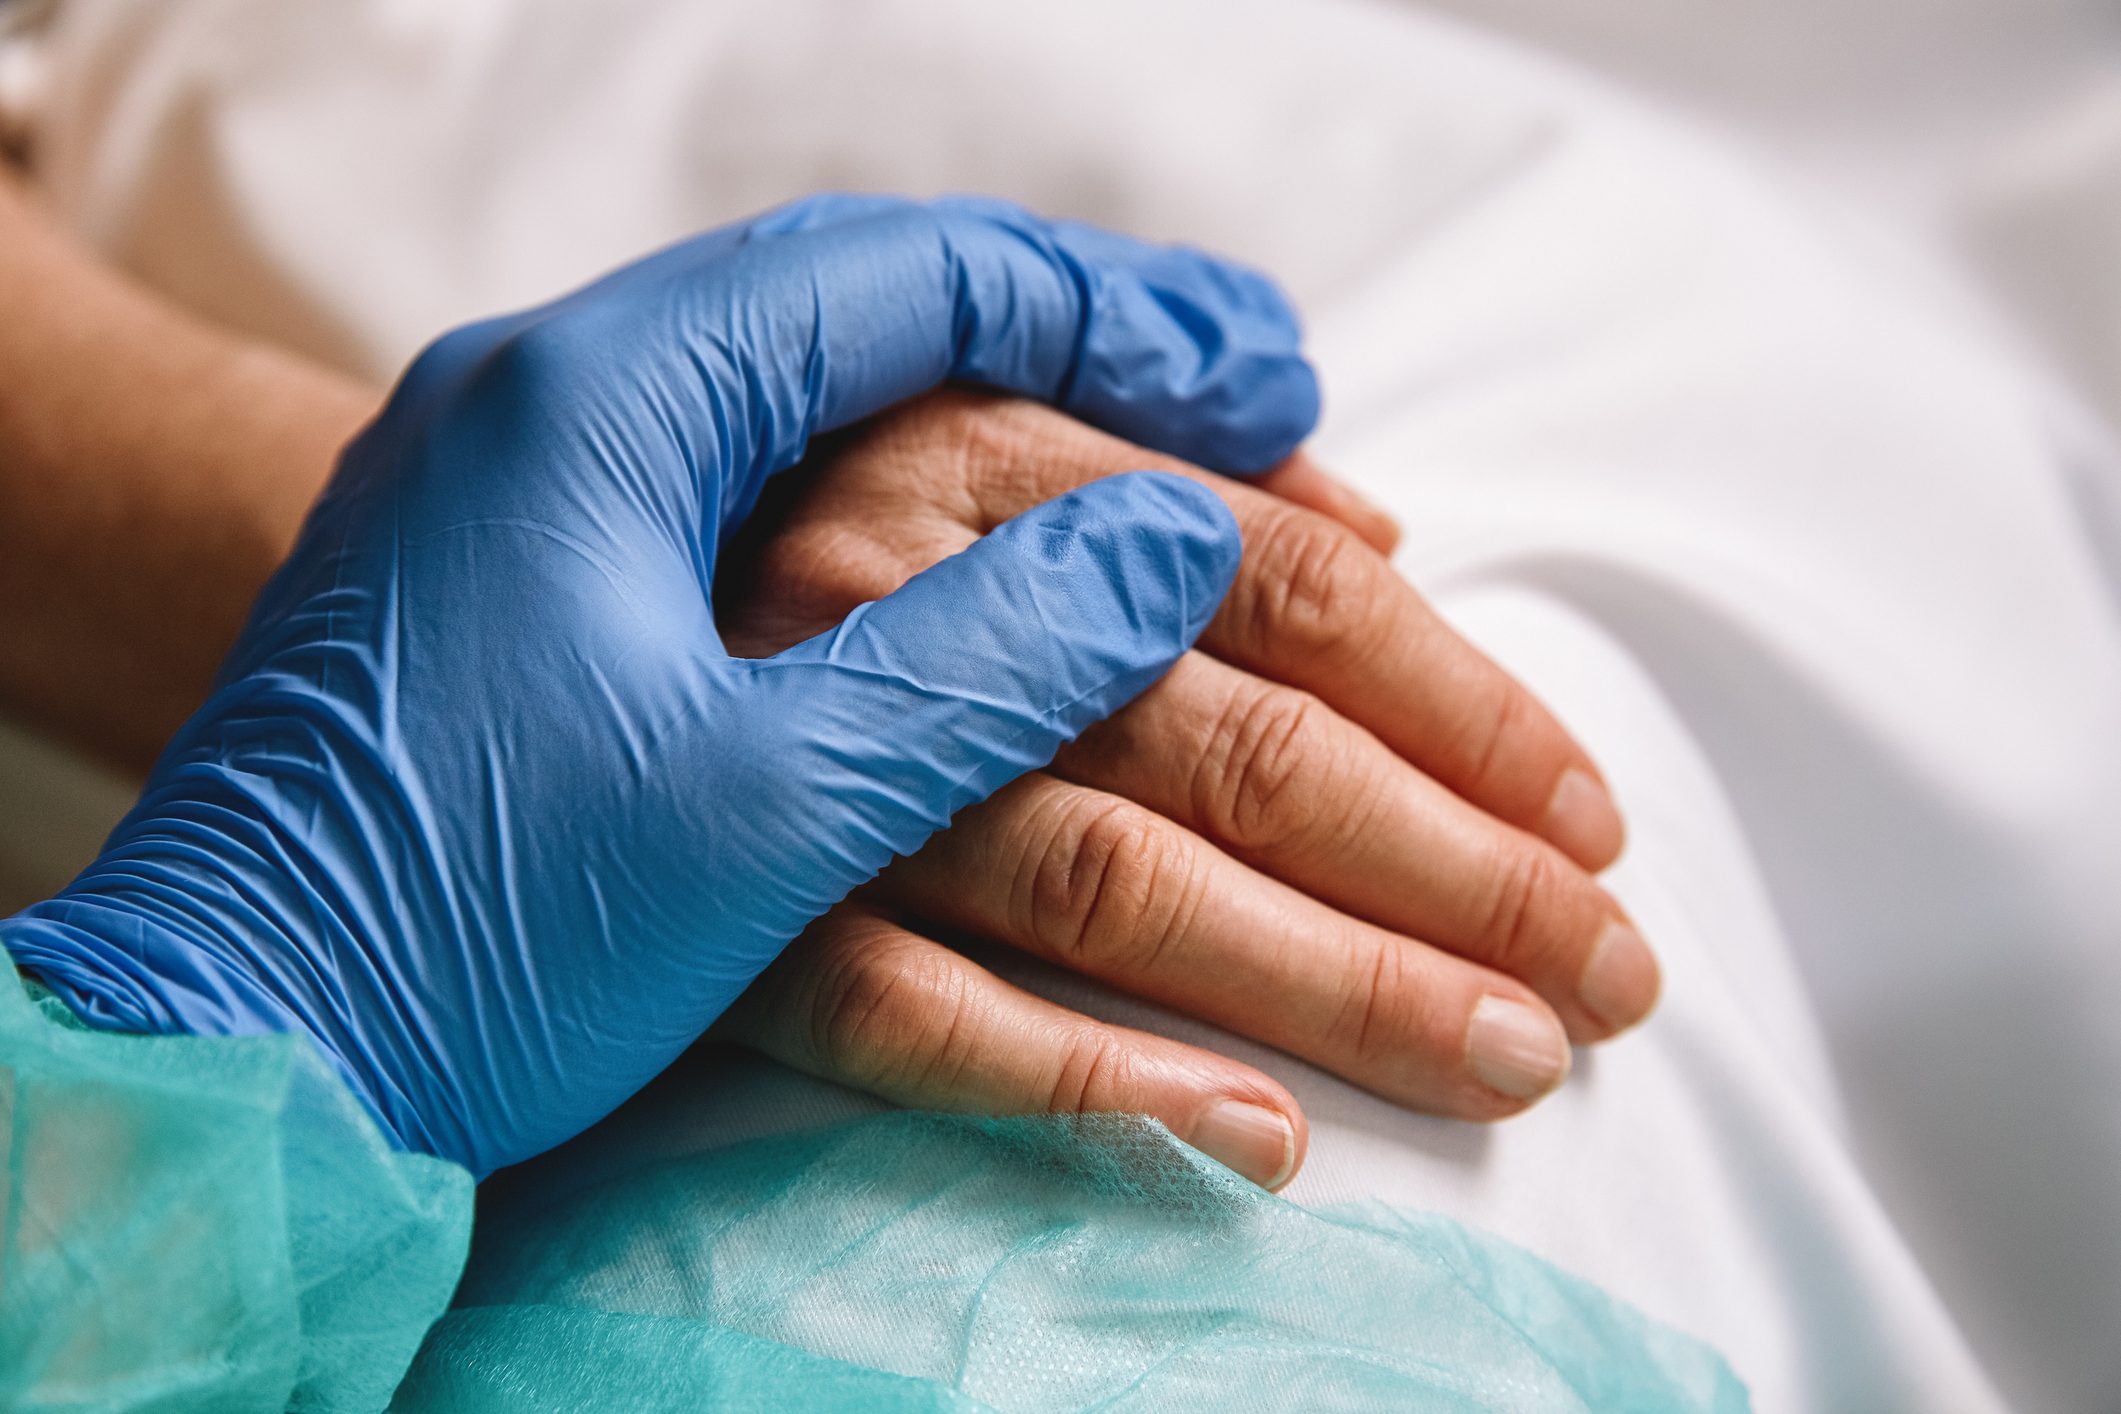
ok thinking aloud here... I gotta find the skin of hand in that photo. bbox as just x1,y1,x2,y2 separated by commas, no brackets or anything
712,392,1659,1189
0,163,1645,1190
0,167,1394,780
2,195,1327,1178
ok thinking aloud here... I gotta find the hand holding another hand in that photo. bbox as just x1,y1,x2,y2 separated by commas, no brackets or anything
715,392,1658,1188
4,190,1657,1193
2,196,1320,1177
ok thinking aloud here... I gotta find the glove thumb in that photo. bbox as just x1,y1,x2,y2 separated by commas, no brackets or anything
727,470,1239,932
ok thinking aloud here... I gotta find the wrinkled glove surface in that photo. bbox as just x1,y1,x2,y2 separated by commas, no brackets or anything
2,194,1317,1175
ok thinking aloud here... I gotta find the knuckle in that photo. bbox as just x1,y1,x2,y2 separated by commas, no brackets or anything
1245,509,1383,655
453,317,613,451
753,521,895,617
1041,1031,1134,1114
808,928,970,1093
401,319,505,399
1449,677,1540,800
896,385,1007,448
484,316,589,394
1340,940,1420,1069
948,398,1067,512
939,389,1045,449
1202,684,1331,853
862,391,1056,521
1025,794,1202,974
1477,841,1569,977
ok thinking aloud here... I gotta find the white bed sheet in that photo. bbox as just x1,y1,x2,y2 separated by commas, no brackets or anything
12,1,2121,1408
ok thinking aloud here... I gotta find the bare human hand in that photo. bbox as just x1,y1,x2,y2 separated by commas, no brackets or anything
712,392,1657,1188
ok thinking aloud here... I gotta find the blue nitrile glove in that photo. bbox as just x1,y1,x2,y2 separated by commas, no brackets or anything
0,196,1318,1176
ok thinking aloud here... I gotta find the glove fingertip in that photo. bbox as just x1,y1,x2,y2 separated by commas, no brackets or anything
1071,470,1243,647
1201,354,1323,475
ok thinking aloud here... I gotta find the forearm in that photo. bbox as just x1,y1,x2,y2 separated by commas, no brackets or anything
0,166,380,770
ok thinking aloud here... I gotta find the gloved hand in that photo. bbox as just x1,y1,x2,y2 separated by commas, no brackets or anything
0,195,1318,1176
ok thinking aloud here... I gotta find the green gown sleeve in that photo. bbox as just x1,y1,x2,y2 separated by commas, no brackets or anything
2,939,1748,1413
398,1107,1751,1413
0,955,471,1413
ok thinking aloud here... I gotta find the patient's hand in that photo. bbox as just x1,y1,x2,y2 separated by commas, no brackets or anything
714,392,1657,1187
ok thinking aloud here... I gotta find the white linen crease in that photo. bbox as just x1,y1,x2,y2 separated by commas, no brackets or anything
9,2,2121,1409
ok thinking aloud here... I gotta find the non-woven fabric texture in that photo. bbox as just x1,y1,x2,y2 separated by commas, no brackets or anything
399,1111,1747,1413
10,2,2120,1408
0,960,471,1413
3,945,1742,1412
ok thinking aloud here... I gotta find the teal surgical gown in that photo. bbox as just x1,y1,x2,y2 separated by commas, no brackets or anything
0,958,1747,1411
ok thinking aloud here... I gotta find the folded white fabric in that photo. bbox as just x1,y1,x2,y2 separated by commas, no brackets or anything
18,1,2121,1408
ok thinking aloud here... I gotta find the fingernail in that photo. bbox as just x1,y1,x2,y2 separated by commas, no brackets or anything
1541,767,1625,869
1190,1099,1297,1190
1467,995,1571,1101
1579,921,1660,1032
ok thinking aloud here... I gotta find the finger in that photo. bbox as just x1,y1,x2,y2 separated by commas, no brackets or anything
722,472,1236,952
715,900,1308,1190
970,402,1623,866
1248,448,1401,556
533,194,1317,538
885,774,1576,1119
1204,494,1625,868
815,395,1625,869
1053,654,1658,1040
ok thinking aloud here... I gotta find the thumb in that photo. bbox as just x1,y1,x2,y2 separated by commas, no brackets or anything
727,471,1239,931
